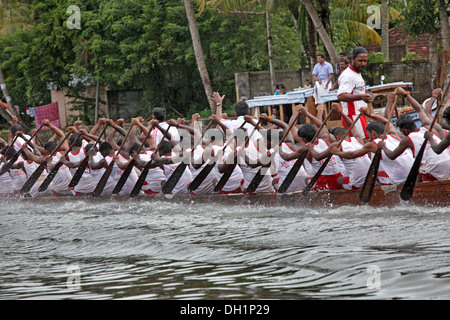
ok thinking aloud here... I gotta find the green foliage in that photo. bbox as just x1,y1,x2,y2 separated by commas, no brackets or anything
401,52,426,62
0,0,305,125
368,51,387,64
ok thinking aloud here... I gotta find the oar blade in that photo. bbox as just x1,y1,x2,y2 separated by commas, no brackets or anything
214,163,237,193
188,162,215,192
400,144,425,201
162,161,188,194
278,150,308,194
245,168,265,194
359,149,381,203
112,159,136,194
38,163,63,192
21,162,47,193
130,162,152,198
302,155,332,197
92,162,114,197
69,157,89,188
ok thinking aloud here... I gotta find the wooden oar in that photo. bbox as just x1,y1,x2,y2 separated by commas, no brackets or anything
162,121,214,195
92,124,135,197
246,113,301,193
0,124,45,176
302,113,363,197
400,83,450,201
112,125,156,195
129,125,173,198
21,131,71,194
278,110,333,194
214,120,260,193
69,124,109,188
38,133,83,192
360,94,399,203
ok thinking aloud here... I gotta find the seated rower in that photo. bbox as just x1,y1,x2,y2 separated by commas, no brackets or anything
207,116,245,195
22,120,73,196
0,147,13,196
234,125,275,195
329,103,371,190
177,114,218,196
379,113,450,182
259,112,309,193
150,140,192,195
425,106,450,155
281,105,343,191
332,99,414,186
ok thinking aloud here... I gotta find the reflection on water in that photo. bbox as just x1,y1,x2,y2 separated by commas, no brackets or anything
0,197,449,300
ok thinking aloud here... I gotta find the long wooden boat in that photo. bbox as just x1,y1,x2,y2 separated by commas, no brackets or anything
5,179,449,208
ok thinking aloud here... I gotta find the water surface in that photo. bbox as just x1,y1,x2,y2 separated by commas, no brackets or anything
0,197,449,300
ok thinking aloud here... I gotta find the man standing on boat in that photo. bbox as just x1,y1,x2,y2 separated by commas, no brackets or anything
337,47,372,139
312,53,334,107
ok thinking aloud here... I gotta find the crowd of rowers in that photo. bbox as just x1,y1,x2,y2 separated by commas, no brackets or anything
1,87,450,198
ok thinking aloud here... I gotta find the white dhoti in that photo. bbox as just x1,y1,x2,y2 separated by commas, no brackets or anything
314,81,332,105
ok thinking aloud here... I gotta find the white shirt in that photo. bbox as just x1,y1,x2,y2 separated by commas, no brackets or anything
337,65,367,116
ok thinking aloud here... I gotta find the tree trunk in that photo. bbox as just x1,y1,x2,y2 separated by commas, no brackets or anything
429,31,439,88
184,0,216,113
381,0,390,61
307,14,318,69
266,6,276,94
302,0,338,65
438,0,450,50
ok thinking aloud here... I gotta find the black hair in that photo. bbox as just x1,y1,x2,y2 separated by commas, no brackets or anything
331,127,347,138
99,142,113,155
234,101,250,117
45,141,57,153
340,52,347,56
443,106,450,120
352,47,368,59
129,142,142,155
297,124,317,142
69,133,83,147
366,121,385,135
397,114,417,131
153,108,166,122
10,124,23,135
84,144,98,154
159,140,172,156
317,53,326,59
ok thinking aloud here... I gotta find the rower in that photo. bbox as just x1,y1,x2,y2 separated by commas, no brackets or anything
0,148,13,196
234,126,275,195
378,113,450,182
87,143,115,196
261,112,310,193
332,101,414,186
425,106,450,155
281,105,343,191
330,103,371,190
150,140,192,195
129,141,165,196
65,133,95,195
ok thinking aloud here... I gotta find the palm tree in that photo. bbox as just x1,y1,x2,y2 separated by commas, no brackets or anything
0,0,34,128
184,0,216,113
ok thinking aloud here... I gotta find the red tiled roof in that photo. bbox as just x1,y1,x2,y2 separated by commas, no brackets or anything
365,27,430,60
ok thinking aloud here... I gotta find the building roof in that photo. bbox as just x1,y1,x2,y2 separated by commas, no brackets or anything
365,27,430,61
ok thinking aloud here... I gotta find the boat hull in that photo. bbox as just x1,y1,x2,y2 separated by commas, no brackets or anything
5,179,449,208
